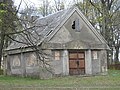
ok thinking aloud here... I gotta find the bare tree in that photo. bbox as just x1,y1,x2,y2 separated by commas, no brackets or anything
0,0,54,77
5,4,54,77
53,0,64,11
88,0,120,64
38,0,51,17
73,0,120,65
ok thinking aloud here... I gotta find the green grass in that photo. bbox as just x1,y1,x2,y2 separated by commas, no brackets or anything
0,70,120,90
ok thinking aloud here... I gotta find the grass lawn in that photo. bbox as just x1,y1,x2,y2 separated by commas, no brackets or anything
0,70,120,90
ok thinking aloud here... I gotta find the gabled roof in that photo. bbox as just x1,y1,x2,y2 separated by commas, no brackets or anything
7,7,72,50
7,6,109,50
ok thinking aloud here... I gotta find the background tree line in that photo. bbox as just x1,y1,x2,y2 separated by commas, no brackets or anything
77,0,120,65
0,0,120,70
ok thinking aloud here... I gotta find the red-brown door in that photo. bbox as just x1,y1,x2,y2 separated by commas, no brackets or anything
69,51,85,75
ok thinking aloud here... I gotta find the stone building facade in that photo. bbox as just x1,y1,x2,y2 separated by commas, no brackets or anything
5,6,110,78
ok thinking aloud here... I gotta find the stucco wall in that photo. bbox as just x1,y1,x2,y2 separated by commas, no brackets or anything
64,12,102,44
85,50,107,75
92,51,101,75
6,49,108,78
8,54,22,76
51,50,69,76
48,11,107,50
6,50,52,78
24,52,39,77
100,50,108,75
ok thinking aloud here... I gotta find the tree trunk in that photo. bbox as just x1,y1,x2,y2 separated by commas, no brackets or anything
0,27,5,69
115,46,119,64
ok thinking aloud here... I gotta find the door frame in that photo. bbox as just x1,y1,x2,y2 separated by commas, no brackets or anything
68,50,85,75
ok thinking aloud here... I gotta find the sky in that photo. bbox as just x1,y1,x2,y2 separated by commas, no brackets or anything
13,0,75,10
13,0,41,9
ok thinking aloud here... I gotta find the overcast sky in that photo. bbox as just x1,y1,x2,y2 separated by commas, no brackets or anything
13,0,75,10
14,0,41,9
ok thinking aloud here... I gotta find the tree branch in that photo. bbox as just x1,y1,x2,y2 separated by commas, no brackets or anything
88,0,103,14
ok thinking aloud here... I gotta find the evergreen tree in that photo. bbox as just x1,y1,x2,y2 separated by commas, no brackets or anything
0,0,17,69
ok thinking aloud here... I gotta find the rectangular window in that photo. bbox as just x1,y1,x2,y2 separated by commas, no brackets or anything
54,51,61,60
92,51,98,59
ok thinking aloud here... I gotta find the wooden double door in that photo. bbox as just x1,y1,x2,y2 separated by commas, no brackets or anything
69,51,85,75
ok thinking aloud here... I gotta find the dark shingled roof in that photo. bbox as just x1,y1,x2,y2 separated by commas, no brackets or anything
7,7,74,50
